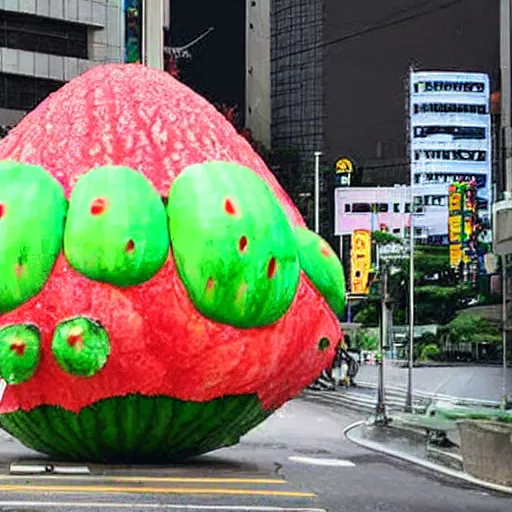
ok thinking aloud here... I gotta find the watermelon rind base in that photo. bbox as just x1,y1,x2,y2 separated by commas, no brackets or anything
0,393,271,463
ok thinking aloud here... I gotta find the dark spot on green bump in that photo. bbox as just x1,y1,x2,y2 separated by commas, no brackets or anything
125,239,135,253
52,317,110,377
238,235,248,253
318,338,330,351
224,198,237,215
267,257,277,279
90,197,108,215
0,324,41,385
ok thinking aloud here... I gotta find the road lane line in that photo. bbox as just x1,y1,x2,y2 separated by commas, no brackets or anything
0,502,327,511
0,484,317,498
288,456,355,467
0,475,287,485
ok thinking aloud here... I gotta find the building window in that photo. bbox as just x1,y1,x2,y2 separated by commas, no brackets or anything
392,228,401,235
0,10,88,59
0,73,64,111
375,203,389,213
393,203,400,213
405,203,412,213
352,203,371,213
344,204,351,213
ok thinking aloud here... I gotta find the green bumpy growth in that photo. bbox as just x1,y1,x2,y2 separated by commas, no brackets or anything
0,160,67,313
64,166,169,287
295,227,346,316
168,161,300,328
52,317,110,377
0,324,41,385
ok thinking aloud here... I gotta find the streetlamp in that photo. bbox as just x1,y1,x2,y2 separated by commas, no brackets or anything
314,151,322,234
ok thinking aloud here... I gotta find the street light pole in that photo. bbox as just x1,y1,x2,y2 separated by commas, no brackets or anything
375,264,389,424
502,257,509,410
314,151,322,234
501,0,512,192
405,189,415,412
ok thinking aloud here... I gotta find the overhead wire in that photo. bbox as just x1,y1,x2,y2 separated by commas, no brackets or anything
271,0,467,62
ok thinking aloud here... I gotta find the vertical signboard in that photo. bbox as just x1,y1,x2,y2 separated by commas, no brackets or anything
409,71,491,244
447,181,479,278
334,158,354,187
350,229,371,295
123,0,143,63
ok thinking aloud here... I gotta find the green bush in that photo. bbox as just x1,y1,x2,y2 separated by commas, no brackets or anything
420,343,441,361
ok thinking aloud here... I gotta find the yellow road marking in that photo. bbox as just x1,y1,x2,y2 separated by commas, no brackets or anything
0,484,316,498
0,475,286,485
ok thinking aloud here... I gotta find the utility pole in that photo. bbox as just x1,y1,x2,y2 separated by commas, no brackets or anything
502,0,512,192
500,0,512,410
405,187,415,412
314,151,322,234
502,257,509,410
375,265,390,425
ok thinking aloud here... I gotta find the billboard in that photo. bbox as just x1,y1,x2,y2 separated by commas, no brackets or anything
350,229,372,295
409,71,491,243
123,0,143,64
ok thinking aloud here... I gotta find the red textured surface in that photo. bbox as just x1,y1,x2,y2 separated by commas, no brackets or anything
0,64,341,414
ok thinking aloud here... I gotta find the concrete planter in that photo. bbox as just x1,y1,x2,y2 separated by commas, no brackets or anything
457,420,512,486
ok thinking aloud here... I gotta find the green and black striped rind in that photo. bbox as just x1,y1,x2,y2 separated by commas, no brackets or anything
0,394,271,463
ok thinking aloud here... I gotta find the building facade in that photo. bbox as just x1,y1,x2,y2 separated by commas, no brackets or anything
0,0,124,126
270,0,499,181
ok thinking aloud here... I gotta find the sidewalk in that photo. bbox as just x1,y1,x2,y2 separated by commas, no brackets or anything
345,418,512,495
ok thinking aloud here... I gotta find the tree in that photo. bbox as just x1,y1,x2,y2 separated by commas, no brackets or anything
353,243,479,327
440,313,501,345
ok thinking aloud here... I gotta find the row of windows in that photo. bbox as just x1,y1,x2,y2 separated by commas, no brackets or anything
344,202,412,214
0,10,88,59
343,196,487,214
0,72,64,111
413,173,487,187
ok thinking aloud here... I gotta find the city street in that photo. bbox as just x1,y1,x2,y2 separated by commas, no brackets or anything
356,364,512,402
0,398,510,511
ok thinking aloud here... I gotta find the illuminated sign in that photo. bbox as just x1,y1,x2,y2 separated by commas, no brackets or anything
335,158,354,187
350,229,371,295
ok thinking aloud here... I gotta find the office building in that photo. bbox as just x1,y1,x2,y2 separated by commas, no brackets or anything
0,0,123,127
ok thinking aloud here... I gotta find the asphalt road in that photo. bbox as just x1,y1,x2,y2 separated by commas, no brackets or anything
357,364,512,402
0,398,511,511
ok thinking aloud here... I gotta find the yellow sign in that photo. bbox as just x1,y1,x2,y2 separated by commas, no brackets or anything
351,230,371,295
448,192,461,213
448,216,462,242
335,158,354,174
450,244,462,267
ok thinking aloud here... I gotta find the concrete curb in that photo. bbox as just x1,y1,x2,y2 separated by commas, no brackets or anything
343,420,512,496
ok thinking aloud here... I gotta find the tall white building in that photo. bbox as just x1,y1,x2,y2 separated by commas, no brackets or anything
0,0,124,126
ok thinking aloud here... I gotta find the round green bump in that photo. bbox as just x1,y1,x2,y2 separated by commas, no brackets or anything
0,324,41,385
295,227,346,316
52,317,110,377
0,160,67,313
64,166,169,287
167,161,300,328
318,337,330,351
